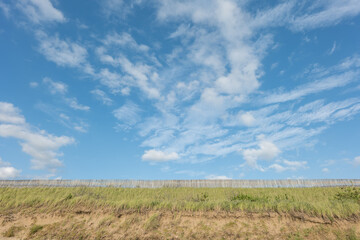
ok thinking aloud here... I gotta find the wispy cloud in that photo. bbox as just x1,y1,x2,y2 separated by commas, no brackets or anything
0,102,74,171
103,32,149,52
0,2,10,18
64,98,90,111
263,70,359,104
329,41,337,55
290,0,360,31
269,160,307,172
43,77,67,95
41,77,90,111
36,31,88,68
90,89,113,105
113,101,142,128
36,103,89,133
16,0,66,24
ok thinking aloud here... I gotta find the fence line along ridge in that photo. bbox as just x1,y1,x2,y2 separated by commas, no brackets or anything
0,179,360,188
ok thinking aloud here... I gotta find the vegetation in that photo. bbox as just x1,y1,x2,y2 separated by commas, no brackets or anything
29,225,43,235
0,187,359,218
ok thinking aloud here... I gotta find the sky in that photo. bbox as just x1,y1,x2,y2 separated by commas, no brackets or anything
0,0,360,180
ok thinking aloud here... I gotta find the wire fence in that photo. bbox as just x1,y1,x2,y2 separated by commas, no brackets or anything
0,179,360,188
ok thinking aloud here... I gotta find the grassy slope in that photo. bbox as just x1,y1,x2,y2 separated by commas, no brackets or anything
1,187,360,218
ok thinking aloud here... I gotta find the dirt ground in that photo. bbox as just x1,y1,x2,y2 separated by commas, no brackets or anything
0,208,359,239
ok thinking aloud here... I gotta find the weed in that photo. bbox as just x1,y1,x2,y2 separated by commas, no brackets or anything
29,224,43,235
64,193,73,200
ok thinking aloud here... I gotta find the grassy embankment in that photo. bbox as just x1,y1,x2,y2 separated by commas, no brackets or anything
1,187,360,239
0,187,359,218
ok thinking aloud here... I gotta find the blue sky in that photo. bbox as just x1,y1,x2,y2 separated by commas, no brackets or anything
1,0,360,180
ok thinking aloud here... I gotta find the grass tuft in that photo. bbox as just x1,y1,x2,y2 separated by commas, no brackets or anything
29,224,43,235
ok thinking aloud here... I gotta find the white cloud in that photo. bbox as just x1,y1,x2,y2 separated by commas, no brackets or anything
113,102,141,127
0,157,21,179
116,56,160,99
242,136,280,169
0,102,26,124
0,102,74,171
101,0,142,19
36,31,88,68
59,113,70,120
91,89,113,105
73,122,89,133
354,156,360,166
103,32,149,52
16,0,66,24
64,98,90,111
29,81,39,88
206,175,231,180
142,149,179,162
0,167,21,179
269,160,307,172
97,68,124,93
240,112,256,127
96,46,160,99
157,0,264,96
322,168,329,172
43,77,67,95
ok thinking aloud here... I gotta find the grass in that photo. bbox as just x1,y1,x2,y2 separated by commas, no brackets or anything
29,224,43,235
0,187,359,218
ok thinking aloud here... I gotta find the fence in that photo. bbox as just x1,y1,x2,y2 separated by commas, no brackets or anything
0,179,360,188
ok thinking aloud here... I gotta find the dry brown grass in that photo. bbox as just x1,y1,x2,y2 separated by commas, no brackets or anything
0,208,359,239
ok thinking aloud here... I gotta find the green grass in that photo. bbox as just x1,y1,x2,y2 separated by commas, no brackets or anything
0,187,359,218
29,224,43,235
